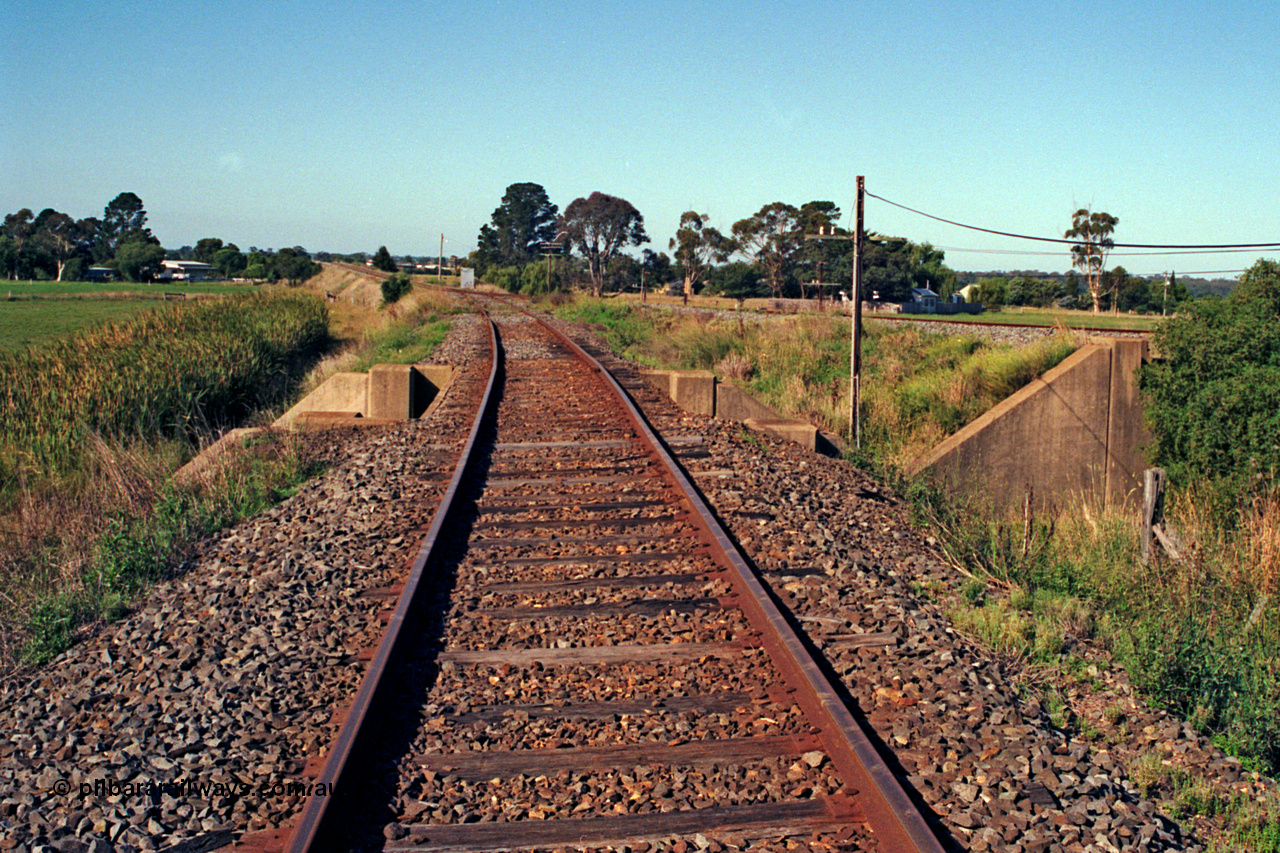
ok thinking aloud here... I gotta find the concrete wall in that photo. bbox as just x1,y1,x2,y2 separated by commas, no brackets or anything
274,365,454,430
640,369,835,455
907,338,1151,510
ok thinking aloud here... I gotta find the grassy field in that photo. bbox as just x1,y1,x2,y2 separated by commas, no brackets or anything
0,281,258,351
886,306,1162,331
0,299,165,350
1,280,254,297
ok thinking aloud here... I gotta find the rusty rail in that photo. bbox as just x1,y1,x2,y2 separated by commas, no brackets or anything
282,308,500,851
261,290,942,851
516,301,944,853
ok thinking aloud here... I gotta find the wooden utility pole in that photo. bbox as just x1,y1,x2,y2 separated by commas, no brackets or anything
851,176,865,448
438,234,444,283
803,176,865,447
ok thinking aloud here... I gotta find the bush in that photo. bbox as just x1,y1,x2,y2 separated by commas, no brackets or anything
1141,259,1280,502
482,265,522,293
380,272,412,305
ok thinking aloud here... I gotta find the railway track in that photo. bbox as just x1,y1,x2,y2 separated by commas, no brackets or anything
244,297,943,852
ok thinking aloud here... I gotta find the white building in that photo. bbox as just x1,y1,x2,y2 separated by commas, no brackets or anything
160,260,215,281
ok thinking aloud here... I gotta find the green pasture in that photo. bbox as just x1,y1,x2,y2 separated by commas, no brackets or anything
2,280,252,297
0,281,256,350
0,299,168,351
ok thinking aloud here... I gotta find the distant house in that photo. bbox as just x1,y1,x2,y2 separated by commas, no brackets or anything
911,287,939,313
159,260,215,281
85,267,116,282
954,283,980,304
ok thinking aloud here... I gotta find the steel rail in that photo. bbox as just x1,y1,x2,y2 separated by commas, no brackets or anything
282,308,501,852
509,300,945,853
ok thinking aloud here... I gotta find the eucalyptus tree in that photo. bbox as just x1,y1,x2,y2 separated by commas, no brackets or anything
562,192,648,297
1065,208,1119,314
32,210,83,281
669,211,732,301
731,202,801,298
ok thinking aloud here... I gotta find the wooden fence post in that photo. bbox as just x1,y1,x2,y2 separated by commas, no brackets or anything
1142,468,1166,566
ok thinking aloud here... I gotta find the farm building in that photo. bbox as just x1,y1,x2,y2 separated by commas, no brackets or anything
159,260,215,281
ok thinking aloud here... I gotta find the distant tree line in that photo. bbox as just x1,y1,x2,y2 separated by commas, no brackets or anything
1,192,165,282
2,193,320,285
965,268,1192,314
470,182,960,302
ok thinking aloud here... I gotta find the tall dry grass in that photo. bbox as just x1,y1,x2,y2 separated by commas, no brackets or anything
0,292,334,668
551,300,1078,471
0,291,328,484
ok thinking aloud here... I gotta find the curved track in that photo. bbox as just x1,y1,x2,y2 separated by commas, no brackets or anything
253,292,943,852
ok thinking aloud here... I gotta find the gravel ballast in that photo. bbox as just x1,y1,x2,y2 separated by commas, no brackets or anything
0,304,1269,853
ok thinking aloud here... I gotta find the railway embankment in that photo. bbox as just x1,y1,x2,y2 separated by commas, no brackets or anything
0,302,1271,852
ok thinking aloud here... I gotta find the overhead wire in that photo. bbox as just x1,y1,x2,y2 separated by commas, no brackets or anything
865,191,1280,251
934,245,1269,258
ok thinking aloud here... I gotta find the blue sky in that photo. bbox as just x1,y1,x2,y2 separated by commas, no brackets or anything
3,0,1277,276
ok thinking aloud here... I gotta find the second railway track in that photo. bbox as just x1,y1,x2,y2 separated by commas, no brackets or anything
263,301,943,852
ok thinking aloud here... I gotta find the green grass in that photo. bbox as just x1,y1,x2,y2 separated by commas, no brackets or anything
2,280,254,297
0,299,165,350
551,300,652,353
15,433,328,665
0,292,330,483
878,307,1161,332
351,315,452,372
0,281,262,351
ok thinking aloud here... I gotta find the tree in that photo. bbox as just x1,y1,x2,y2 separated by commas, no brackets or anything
973,276,1009,307
101,192,152,258
476,182,560,269
861,238,946,303
115,239,166,282
372,245,398,273
641,249,675,295
732,202,801,298
212,245,247,279
381,272,412,304
1065,208,1119,314
1232,258,1280,315
562,192,649,297
31,210,85,281
194,238,224,264
705,262,767,302
1,209,34,279
907,242,957,299
794,201,844,300
669,212,731,301
272,247,321,286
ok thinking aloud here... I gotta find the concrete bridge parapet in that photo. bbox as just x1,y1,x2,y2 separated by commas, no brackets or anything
907,337,1151,510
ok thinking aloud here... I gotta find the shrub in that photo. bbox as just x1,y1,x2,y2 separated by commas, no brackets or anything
1141,259,1280,503
380,272,412,305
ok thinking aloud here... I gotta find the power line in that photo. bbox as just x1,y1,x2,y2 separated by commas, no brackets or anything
935,245,1270,259
866,191,1280,251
